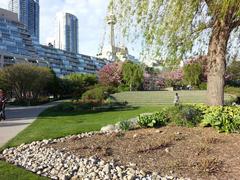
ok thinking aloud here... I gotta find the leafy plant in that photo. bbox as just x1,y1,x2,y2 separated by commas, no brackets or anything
198,82,207,90
183,62,203,86
82,87,108,102
138,111,169,128
53,103,76,112
122,61,144,91
63,73,98,99
166,105,203,127
201,106,240,133
119,120,132,131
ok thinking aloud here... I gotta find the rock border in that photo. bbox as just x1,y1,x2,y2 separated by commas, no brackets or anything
1,130,189,180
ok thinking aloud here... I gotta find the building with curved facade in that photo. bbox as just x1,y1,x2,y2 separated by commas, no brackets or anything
0,8,107,77
8,0,39,42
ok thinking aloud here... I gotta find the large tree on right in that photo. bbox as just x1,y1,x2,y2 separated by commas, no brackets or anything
111,0,240,106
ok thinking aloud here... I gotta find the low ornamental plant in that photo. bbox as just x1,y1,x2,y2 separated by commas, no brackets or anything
119,120,132,131
138,111,169,128
166,105,203,127
137,104,240,133
201,106,240,133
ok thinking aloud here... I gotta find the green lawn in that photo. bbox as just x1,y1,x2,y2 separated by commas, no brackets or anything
0,160,48,180
1,105,164,179
112,90,233,105
2,105,163,149
1,90,231,179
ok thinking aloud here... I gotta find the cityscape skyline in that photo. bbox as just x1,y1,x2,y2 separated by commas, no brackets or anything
0,0,140,58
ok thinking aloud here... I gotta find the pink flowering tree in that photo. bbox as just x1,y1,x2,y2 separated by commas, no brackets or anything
143,73,165,90
161,69,183,87
98,62,123,87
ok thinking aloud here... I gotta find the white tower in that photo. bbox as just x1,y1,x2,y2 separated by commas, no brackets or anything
106,8,117,61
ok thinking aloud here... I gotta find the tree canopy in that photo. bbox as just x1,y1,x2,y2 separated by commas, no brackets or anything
98,62,123,87
183,62,203,86
110,0,240,105
64,73,98,98
0,64,53,103
122,61,144,91
110,0,240,60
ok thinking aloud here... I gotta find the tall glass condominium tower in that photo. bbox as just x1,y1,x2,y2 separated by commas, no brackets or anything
8,0,39,42
57,13,78,54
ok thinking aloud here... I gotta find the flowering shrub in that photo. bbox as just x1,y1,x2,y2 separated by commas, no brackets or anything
98,62,123,86
143,73,165,90
161,69,183,87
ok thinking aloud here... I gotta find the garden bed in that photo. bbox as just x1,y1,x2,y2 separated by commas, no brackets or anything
49,126,240,179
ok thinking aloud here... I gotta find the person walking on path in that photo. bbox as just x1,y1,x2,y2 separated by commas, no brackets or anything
0,89,7,121
174,93,180,106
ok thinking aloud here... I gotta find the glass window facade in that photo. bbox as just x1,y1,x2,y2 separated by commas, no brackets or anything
0,8,107,77
8,0,39,42
57,13,78,54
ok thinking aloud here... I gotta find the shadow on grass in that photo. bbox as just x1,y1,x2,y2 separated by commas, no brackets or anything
39,104,140,118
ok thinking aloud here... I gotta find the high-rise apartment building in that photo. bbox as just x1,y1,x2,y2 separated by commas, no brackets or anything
8,0,39,42
57,13,78,54
0,8,106,76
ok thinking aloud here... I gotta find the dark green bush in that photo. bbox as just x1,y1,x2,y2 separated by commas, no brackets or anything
167,105,203,127
82,87,107,101
103,86,118,94
53,103,76,112
183,62,202,86
63,73,98,99
118,84,130,92
198,82,207,90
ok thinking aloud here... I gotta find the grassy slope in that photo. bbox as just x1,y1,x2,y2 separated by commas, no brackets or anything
112,90,233,105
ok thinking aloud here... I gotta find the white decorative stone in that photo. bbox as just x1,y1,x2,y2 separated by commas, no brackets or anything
0,130,188,180
100,124,116,132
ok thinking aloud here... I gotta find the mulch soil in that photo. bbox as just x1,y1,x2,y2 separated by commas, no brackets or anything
49,126,240,179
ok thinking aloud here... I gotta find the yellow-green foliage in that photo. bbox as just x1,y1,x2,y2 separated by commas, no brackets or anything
110,0,240,61
201,106,240,133
138,104,240,133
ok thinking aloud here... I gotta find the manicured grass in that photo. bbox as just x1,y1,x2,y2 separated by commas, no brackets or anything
1,105,163,180
112,90,233,105
0,160,48,180
2,105,163,149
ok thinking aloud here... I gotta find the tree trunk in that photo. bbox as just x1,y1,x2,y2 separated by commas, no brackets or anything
130,83,132,91
207,20,231,106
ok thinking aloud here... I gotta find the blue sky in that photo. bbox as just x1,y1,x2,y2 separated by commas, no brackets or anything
0,0,140,57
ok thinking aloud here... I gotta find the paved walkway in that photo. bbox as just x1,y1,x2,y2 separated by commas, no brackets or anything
0,101,61,147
